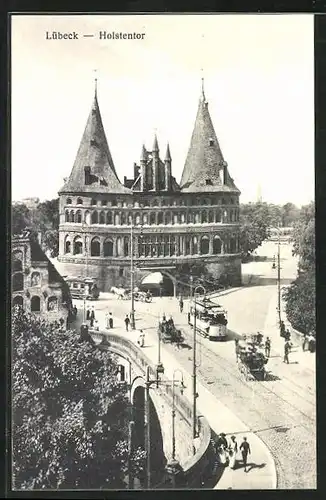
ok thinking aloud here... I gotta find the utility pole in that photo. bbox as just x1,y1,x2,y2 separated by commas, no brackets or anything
277,227,281,324
130,221,136,329
144,366,151,489
128,419,135,489
192,296,197,444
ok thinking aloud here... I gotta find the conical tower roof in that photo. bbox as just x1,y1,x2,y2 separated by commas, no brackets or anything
59,89,130,194
180,85,240,193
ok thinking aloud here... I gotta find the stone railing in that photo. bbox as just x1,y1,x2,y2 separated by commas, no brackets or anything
90,331,214,487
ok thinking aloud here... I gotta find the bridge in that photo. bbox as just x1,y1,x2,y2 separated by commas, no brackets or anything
89,330,215,489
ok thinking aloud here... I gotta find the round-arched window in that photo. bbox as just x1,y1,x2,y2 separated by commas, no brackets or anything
77,197,83,205
47,296,58,311
91,237,101,257
13,272,24,292
66,198,72,205
31,296,41,312
213,237,222,254
91,211,98,224
76,210,82,223
73,236,83,255
103,239,113,257
200,236,209,255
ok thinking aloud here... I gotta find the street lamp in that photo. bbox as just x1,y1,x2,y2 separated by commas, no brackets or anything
272,225,282,325
171,369,185,461
192,284,206,443
144,365,185,489
130,221,136,330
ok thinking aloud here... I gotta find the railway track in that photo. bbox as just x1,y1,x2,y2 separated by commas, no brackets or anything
169,325,316,489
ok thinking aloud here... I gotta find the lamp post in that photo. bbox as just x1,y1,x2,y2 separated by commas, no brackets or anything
130,221,136,330
192,284,206,443
144,365,185,489
272,225,282,325
171,369,184,461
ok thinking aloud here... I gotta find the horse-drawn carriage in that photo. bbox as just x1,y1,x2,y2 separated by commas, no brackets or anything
236,334,268,381
158,316,184,345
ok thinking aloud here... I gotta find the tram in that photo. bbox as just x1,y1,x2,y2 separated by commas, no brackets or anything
188,297,228,341
64,276,100,300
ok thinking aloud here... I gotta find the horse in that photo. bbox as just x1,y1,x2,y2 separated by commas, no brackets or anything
110,287,127,300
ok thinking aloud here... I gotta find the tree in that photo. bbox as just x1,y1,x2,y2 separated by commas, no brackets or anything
283,269,315,334
291,202,315,272
239,203,270,258
12,204,31,235
12,198,60,257
283,202,315,335
12,308,145,490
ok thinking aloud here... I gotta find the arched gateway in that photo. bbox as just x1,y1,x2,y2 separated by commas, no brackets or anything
57,81,241,290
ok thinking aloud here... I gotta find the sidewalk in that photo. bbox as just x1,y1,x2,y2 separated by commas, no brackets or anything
263,289,315,373
82,304,277,490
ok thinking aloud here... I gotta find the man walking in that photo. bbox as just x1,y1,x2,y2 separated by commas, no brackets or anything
239,437,251,472
265,337,271,358
179,298,184,313
86,307,91,321
90,306,95,327
125,314,130,332
284,340,291,364
109,313,113,329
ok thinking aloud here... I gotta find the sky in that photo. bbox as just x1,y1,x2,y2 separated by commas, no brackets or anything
11,14,314,206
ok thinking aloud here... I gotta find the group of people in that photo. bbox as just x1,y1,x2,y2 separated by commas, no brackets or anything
215,433,251,472
86,306,99,330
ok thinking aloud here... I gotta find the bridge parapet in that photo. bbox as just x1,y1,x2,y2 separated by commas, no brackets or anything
90,331,215,488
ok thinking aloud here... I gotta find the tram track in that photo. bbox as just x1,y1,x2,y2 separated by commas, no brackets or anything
95,297,316,488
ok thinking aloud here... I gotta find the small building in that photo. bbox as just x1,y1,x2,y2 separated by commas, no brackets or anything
12,231,72,324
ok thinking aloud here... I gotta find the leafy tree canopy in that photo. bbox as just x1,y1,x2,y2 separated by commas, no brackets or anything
12,308,145,490
12,199,59,257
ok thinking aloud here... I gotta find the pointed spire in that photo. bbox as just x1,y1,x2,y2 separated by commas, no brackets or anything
180,83,239,193
152,133,159,152
59,88,130,194
140,144,147,161
165,142,171,161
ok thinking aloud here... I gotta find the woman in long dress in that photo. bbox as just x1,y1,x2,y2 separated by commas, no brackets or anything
228,435,238,469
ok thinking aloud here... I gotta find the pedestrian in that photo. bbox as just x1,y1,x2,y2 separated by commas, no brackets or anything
280,320,285,338
308,334,316,353
94,320,99,331
125,314,130,332
86,307,90,321
265,337,271,358
137,330,145,347
73,305,77,317
235,339,239,362
109,313,113,329
188,312,191,324
239,437,251,472
284,340,291,364
179,298,184,313
228,435,238,470
90,306,95,321
105,312,109,329
285,329,291,342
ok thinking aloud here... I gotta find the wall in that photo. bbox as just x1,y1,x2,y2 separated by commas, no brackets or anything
91,331,215,488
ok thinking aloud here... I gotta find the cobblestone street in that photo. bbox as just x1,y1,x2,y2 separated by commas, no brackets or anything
68,241,316,488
